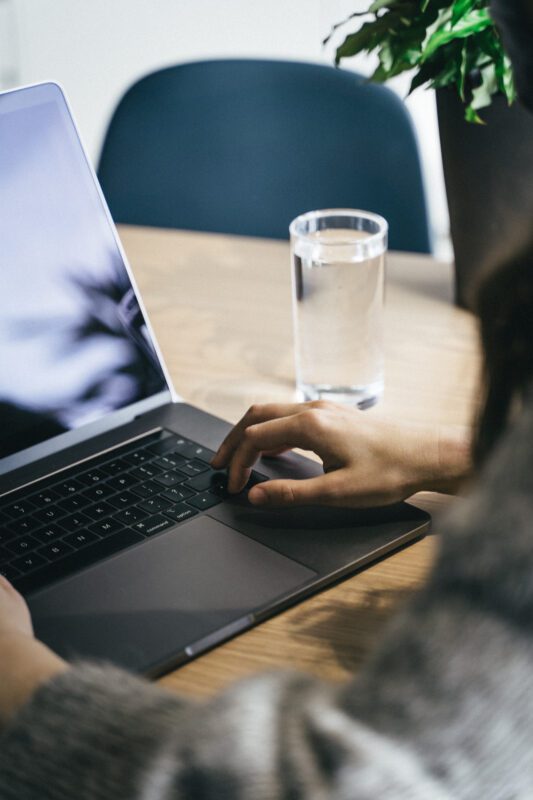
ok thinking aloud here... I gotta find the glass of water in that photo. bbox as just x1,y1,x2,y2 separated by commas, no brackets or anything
289,209,388,409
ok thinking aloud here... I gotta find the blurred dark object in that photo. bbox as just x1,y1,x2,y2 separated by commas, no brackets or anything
98,59,431,254
437,87,533,309
473,243,533,464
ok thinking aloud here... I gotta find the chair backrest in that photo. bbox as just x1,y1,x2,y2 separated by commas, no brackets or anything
98,59,431,253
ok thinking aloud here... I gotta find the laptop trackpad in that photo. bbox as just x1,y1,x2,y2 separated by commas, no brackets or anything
29,516,315,673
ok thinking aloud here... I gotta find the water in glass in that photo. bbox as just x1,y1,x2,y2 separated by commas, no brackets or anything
291,228,385,408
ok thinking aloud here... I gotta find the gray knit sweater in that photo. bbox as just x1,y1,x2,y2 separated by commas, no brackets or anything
1,392,533,799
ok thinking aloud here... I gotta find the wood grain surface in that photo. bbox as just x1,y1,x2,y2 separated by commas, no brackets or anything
119,225,480,698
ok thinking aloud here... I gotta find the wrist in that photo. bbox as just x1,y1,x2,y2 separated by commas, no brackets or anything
427,426,473,494
405,425,473,496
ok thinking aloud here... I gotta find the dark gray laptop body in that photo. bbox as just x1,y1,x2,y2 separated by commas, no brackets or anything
0,83,429,676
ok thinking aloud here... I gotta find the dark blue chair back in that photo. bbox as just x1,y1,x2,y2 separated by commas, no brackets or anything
98,59,431,253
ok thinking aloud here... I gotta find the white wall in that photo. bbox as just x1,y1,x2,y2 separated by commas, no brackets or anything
2,0,450,255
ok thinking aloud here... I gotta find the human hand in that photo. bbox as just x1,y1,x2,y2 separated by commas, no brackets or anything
0,576,67,727
0,573,33,639
211,401,472,508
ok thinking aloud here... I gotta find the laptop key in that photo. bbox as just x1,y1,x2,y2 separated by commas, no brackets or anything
187,491,222,511
108,491,139,509
6,536,40,556
152,471,185,488
57,512,92,532
64,530,100,549
32,505,66,528
152,454,187,470
11,552,48,574
102,457,136,475
33,525,65,544
38,541,75,561
169,440,203,459
130,482,160,499
130,464,163,481
136,496,171,514
89,518,124,537
58,494,92,513
13,529,146,595
210,470,267,498
107,474,139,491
163,504,199,524
32,489,61,505
6,515,42,535
127,450,153,465
55,478,84,496
159,485,195,503
185,470,221,492
185,445,216,464
83,484,116,502
113,507,148,525
84,501,115,520
133,515,175,537
78,469,109,486
3,499,36,517
180,459,210,477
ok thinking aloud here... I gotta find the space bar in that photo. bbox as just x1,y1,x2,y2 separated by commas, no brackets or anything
13,529,145,596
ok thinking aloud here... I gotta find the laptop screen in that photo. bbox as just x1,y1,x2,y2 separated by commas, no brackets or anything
0,83,169,469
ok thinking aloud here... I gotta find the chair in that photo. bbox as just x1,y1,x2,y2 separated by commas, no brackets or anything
98,59,431,253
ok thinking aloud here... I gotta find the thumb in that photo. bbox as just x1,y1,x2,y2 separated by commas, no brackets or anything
247,474,338,508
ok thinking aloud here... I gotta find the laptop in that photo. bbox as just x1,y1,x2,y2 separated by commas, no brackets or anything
0,82,430,676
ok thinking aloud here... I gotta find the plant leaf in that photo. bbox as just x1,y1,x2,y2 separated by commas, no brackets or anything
330,0,511,124
334,22,379,63
422,9,492,61
474,63,497,107
465,104,485,123
409,59,438,92
369,0,393,12
451,0,476,25
458,40,469,99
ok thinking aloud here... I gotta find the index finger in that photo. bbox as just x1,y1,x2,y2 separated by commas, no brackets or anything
226,412,317,493
211,402,306,469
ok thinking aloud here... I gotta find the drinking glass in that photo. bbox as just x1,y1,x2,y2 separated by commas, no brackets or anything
289,209,388,409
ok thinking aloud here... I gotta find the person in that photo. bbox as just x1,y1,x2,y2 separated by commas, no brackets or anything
1,1,533,796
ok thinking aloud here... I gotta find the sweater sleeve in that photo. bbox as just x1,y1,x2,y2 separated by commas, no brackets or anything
0,662,450,800
2,401,533,800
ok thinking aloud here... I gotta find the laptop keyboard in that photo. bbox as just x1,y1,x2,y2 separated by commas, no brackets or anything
0,430,265,595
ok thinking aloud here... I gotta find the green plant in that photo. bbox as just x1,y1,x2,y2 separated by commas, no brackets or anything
326,0,516,122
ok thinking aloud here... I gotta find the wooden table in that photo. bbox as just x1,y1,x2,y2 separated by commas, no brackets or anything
119,225,480,698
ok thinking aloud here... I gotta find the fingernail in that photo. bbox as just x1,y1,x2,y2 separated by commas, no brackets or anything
249,486,267,505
